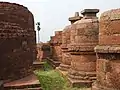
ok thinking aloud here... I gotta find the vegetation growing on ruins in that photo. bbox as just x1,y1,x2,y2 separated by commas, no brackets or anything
34,62,89,90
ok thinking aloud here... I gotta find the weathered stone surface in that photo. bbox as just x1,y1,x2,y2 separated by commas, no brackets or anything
92,8,120,90
36,43,43,62
68,9,99,87
50,31,62,62
3,74,41,90
59,12,82,71
41,43,51,59
0,2,36,81
99,9,120,45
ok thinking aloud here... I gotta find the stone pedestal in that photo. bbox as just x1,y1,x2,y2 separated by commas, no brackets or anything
92,9,120,90
58,12,82,72
68,9,99,87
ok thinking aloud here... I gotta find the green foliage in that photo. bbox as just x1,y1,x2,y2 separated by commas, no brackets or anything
43,61,53,71
35,70,65,90
34,62,89,90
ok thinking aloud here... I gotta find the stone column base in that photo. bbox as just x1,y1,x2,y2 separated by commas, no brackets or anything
92,82,116,90
68,70,96,87
68,77,92,88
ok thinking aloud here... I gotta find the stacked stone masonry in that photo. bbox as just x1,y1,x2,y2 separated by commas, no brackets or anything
49,8,120,89
68,9,99,87
0,2,36,80
50,31,62,62
92,8,120,90
59,12,82,71
37,43,51,61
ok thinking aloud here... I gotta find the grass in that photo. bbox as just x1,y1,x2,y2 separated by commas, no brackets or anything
34,61,89,90
35,70,65,90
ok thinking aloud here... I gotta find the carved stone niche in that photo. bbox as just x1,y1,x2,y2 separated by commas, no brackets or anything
58,12,82,71
0,2,36,81
68,9,99,87
92,9,120,90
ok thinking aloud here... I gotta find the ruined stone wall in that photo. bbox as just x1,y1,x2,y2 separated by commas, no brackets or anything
41,43,51,59
50,31,62,61
36,43,43,61
59,12,82,71
0,2,36,80
93,9,120,90
54,31,62,61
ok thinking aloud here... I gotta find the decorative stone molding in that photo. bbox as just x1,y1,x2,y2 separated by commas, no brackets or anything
92,8,120,90
68,9,99,87
58,12,82,71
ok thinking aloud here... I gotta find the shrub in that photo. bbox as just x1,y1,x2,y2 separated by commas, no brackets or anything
43,61,53,71
35,70,65,90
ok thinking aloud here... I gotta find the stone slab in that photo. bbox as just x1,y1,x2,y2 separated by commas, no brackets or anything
68,77,92,88
3,74,41,90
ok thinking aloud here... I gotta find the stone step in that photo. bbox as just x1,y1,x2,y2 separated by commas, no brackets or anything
46,57,60,68
33,61,45,70
4,87,42,90
68,78,93,88
3,74,41,90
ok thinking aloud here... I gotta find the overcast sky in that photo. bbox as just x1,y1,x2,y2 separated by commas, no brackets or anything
1,0,120,43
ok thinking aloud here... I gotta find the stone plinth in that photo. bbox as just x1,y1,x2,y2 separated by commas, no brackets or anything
0,2,36,81
58,12,82,71
92,9,120,90
68,9,99,87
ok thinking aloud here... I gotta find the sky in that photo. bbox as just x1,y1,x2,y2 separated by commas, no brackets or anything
1,0,120,43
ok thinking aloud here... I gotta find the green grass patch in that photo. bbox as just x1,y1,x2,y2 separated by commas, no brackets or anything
43,61,53,71
34,61,89,90
35,70,65,90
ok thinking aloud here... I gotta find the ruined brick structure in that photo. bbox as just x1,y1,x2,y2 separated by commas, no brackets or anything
36,43,43,62
50,31,62,62
0,2,36,80
68,9,99,87
58,12,82,71
92,9,120,90
49,36,54,58
41,43,51,59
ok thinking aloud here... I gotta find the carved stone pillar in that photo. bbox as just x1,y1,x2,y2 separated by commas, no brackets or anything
58,12,82,71
92,9,120,90
68,9,99,87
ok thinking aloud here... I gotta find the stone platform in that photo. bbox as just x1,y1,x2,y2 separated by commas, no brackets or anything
68,77,93,88
3,74,41,90
33,61,45,70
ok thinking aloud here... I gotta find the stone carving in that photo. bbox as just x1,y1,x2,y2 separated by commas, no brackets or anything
68,9,99,87
92,8,120,90
0,2,36,80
